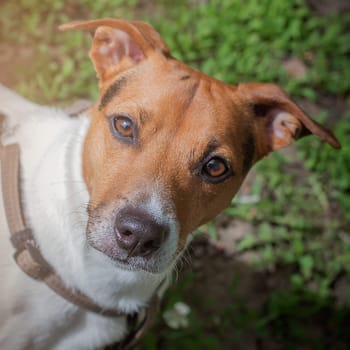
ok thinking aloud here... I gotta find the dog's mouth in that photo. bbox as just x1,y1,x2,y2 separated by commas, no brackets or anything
87,236,176,274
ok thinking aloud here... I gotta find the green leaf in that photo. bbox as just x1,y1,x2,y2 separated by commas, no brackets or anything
299,255,314,279
236,233,258,252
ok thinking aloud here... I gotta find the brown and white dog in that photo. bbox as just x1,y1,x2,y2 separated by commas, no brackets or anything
0,19,340,349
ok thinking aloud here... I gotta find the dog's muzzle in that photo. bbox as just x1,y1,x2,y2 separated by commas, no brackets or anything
86,198,178,273
114,206,169,258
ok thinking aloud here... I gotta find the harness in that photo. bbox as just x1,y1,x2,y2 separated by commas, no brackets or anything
0,113,160,349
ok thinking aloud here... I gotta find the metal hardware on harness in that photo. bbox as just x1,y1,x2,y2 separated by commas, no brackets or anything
0,113,161,349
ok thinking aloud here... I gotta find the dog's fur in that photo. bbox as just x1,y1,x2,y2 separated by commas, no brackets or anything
0,19,340,350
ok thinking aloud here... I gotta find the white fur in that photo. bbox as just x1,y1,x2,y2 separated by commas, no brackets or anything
0,84,173,349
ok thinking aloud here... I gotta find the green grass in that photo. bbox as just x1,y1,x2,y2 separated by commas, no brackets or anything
1,0,349,348
153,0,350,97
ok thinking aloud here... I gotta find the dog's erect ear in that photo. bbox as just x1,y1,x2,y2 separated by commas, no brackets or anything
237,83,340,158
59,18,170,82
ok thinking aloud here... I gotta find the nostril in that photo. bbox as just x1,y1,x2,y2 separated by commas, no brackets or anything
140,229,167,254
144,239,159,250
139,242,153,256
120,229,133,237
138,238,162,257
143,240,156,250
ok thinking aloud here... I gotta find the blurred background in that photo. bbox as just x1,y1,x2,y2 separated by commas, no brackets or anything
1,0,349,349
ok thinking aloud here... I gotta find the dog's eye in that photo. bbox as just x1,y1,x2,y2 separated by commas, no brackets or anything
204,157,227,177
110,115,137,143
114,116,133,137
201,156,231,183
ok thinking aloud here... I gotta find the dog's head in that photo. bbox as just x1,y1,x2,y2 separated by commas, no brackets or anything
60,19,340,274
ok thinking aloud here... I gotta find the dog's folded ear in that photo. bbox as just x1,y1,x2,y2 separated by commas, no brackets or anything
59,18,170,83
236,83,341,158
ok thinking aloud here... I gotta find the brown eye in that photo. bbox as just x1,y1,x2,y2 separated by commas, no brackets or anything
199,155,232,184
114,116,133,138
204,157,228,178
110,115,137,144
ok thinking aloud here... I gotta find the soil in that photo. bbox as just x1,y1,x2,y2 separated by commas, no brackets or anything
0,44,35,87
306,0,350,15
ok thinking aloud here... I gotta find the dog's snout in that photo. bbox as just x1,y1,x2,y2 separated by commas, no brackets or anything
114,208,168,258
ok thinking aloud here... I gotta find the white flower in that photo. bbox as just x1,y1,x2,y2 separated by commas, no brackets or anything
163,301,191,329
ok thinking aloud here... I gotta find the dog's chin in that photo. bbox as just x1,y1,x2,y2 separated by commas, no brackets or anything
112,255,165,274
87,239,173,274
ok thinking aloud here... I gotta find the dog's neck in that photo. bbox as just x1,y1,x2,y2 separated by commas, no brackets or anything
21,109,167,313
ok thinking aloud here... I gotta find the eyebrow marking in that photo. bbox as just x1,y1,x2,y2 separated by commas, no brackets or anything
139,108,152,124
187,81,199,103
188,148,196,165
98,76,128,110
202,139,220,160
181,80,200,112
190,138,220,173
180,75,191,80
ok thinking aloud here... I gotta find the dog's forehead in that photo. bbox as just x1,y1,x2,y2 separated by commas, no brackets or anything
100,59,246,135
96,59,255,174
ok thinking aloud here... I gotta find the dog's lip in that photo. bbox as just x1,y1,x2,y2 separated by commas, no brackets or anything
87,239,163,273
110,256,138,271
87,240,131,265
111,254,164,274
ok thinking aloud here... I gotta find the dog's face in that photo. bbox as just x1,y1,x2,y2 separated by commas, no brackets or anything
61,19,340,274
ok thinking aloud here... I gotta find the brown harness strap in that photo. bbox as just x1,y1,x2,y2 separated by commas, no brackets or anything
1,142,26,233
119,293,161,350
0,113,161,348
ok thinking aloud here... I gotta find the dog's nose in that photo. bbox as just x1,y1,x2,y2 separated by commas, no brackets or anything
114,208,168,258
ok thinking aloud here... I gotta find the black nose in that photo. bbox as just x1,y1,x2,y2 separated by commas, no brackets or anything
114,207,168,258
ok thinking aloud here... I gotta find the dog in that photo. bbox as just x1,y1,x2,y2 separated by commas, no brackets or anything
0,18,340,350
